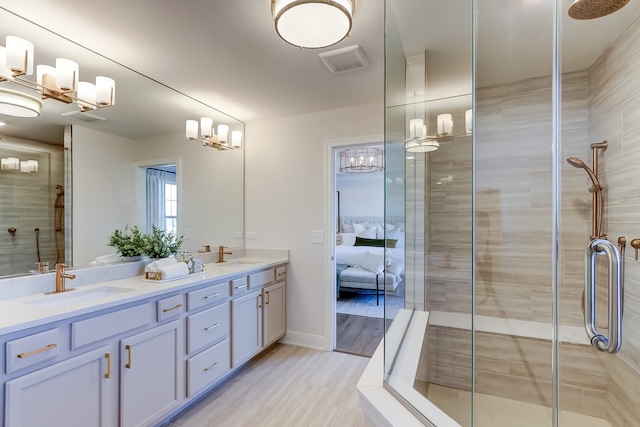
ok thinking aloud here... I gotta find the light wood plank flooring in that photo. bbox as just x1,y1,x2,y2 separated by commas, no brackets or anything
168,344,370,427
425,383,611,427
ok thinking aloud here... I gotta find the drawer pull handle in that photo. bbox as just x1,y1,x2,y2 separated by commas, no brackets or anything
203,361,218,372
277,272,286,277
204,323,220,331
105,353,111,379
125,345,132,369
204,292,220,299
265,291,270,305
162,303,183,313
17,343,57,358
234,284,247,289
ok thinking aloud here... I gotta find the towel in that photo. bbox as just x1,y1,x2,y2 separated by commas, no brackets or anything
157,262,189,280
89,253,122,266
145,256,177,273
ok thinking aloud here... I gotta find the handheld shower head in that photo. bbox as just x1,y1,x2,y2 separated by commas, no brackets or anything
566,157,603,192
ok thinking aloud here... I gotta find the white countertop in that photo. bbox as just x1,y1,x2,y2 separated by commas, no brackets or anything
0,252,288,336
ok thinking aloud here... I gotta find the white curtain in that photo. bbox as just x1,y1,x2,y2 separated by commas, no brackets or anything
146,168,169,231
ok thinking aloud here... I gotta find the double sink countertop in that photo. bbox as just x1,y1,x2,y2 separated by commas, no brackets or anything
0,250,289,335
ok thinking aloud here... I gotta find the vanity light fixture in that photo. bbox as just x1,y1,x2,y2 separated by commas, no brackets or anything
186,118,242,150
271,0,356,49
0,156,37,172
0,36,115,118
338,146,384,173
405,109,473,153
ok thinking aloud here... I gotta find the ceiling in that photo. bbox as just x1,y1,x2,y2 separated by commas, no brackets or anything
1,0,640,127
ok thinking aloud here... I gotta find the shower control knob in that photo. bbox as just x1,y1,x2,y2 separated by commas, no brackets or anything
630,239,640,260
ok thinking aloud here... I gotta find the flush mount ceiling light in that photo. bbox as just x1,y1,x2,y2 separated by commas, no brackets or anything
186,118,242,151
0,35,115,118
271,0,356,49
0,88,42,117
339,146,384,173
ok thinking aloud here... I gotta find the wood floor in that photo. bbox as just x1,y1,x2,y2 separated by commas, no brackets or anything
167,344,370,427
335,313,384,357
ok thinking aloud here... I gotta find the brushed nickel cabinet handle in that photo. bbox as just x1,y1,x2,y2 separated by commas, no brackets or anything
17,343,57,358
105,353,111,379
204,323,220,331
234,284,247,290
265,291,270,305
204,292,220,299
203,361,218,372
162,303,183,313
125,345,132,369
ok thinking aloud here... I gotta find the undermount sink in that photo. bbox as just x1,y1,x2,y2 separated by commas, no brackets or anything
218,259,261,267
25,286,136,308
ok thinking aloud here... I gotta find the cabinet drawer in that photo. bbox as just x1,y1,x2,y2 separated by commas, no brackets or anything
187,304,229,354
188,282,230,311
248,269,275,289
231,276,248,296
157,294,185,321
275,265,287,282
72,304,151,349
6,329,60,374
187,339,230,397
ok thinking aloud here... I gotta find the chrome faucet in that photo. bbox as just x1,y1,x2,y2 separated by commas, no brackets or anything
52,263,76,293
217,246,233,263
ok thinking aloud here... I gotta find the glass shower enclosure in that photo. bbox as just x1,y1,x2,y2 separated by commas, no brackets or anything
383,0,640,425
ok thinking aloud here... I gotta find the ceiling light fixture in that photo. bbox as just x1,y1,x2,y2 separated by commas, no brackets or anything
338,146,384,173
405,109,473,153
186,118,242,151
271,0,356,49
0,36,115,118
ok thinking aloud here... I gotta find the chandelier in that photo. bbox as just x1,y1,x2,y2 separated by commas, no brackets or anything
271,0,356,49
405,110,472,153
339,146,383,173
186,118,242,151
0,36,115,118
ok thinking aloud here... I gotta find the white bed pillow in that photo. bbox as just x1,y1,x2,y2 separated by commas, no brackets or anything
352,223,367,235
357,227,377,239
340,233,356,246
386,256,404,276
342,223,354,233
360,250,385,274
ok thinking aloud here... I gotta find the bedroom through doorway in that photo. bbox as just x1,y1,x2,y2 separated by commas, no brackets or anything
332,143,404,357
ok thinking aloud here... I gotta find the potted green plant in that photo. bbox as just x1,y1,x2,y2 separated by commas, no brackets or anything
144,224,184,259
107,225,147,258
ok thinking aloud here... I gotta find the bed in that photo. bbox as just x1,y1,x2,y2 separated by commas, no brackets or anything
335,218,404,302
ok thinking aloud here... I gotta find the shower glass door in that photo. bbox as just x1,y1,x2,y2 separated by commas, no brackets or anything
384,0,640,425
559,1,640,426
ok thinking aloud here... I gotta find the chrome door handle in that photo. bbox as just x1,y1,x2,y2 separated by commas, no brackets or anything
584,239,622,353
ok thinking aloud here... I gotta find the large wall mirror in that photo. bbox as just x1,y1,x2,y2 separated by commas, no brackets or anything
0,7,244,277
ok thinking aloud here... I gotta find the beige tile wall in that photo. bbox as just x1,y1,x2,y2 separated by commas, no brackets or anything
420,12,640,423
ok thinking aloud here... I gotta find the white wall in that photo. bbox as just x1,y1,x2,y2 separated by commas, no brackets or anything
245,102,383,349
72,126,135,266
336,172,384,219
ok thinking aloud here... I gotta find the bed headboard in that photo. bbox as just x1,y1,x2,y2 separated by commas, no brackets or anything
340,216,404,231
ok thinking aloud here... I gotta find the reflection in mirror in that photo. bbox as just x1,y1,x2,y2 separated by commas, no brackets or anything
0,7,244,277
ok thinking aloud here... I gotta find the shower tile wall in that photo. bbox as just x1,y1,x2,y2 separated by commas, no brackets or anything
420,12,640,425
0,138,64,276
587,12,640,426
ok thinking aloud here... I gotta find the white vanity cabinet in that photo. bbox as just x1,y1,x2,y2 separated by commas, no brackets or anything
4,345,116,427
0,259,287,427
120,320,184,427
263,265,286,347
231,266,287,368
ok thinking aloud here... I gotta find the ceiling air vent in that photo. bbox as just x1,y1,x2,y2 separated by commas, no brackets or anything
61,110,106,123
319,45,369,74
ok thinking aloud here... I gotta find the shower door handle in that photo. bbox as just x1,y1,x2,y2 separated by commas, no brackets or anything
584,239,622,353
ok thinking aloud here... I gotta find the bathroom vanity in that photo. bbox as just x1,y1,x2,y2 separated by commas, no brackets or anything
0,251,288,427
